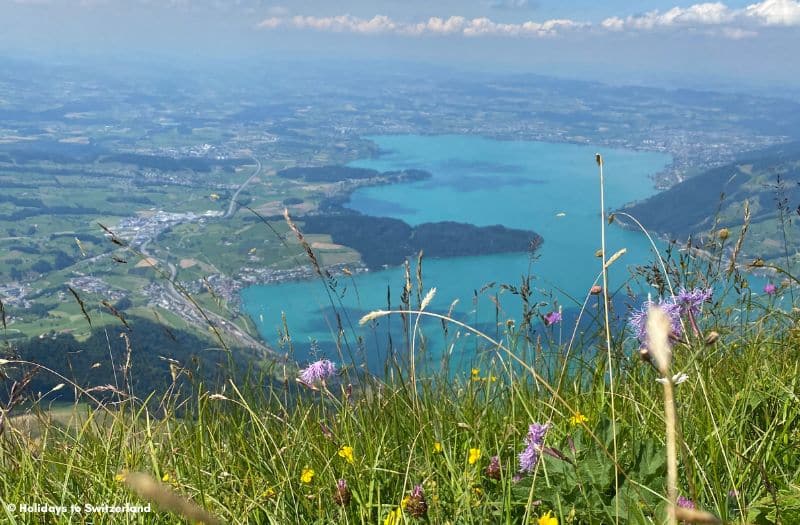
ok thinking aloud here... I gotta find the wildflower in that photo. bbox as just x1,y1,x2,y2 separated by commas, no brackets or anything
717,228,730,240
333,479,351,506
114,471,128,483
433,442,443,454
471,486,484,507
629,299,682,348
677,496,696,509
569,412,588,426
299,359,336,384
300,467,315,484
262,487,276,499
656,372,689,385
485,455,501,480
405,485,428,518
675,287,713,316
519,422,550,473
590,285,603,295
161,473,170,483
384,506,403,525
764,283,777,295
538,510,558,525
543,310,562,326
727,489,739,499
468,448,482,465
471,368,480,380
338,445,355,464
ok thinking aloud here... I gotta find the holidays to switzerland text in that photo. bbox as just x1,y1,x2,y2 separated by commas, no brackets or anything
6,503,152,514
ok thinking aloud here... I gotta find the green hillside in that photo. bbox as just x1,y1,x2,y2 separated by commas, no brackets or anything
620,141,800,265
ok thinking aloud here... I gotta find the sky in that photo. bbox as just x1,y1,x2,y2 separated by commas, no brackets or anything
1,0,799,89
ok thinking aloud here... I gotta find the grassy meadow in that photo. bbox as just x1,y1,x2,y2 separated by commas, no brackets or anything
1,163,799,525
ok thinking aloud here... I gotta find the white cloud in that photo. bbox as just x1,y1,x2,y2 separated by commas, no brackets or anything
257,13,587,38
744,0,800,25
599,0,800,32
600,2,734,30
720,26,759,37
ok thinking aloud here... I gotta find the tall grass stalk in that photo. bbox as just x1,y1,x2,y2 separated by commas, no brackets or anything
597,153,621,523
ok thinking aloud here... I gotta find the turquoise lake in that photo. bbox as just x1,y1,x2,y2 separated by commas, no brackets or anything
240,135,674,371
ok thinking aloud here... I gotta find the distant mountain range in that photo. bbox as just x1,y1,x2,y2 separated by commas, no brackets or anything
619,141,800,263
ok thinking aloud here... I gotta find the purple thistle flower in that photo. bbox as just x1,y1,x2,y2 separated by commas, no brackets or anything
677,496,696,509
299,359,336,384
629,299,683,348
675,287,713,316
764,283,777,295
518,422,550,473
543,311,562,326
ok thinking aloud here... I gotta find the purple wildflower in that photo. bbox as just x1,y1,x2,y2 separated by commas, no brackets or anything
485,455,501,480
518,422,550,473
405,485,428,518
299,359,336,384
675,287,713,316
677,496,696,509
629,299,683,347
543,311,562,326
333,479,351,506
764,283,777,295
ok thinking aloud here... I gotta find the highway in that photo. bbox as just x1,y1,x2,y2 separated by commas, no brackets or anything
224,157,263,219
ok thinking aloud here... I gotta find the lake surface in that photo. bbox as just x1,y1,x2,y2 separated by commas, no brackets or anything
240,135,673,371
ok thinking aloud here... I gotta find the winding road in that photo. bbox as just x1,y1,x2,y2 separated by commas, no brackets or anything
134,157,276,360
224,157,263,219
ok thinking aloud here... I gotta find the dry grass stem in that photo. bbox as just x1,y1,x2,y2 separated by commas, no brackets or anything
647,305,678,525
123,472,223,525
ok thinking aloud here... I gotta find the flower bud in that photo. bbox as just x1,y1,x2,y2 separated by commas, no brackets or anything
485,456,501,480
333,479,351,506
405,485,428,518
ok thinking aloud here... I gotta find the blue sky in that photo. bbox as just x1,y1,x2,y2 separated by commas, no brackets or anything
1,0,798,88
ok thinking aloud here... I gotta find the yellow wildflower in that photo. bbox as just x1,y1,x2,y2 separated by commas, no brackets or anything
433,442,443,454
114,471,127,483
468,448,481,465
471,486,484,507
471,368,480,380
262,487,276,499
161,473,170,483
569,412,588,426
538,510,558,525
384,506,403,525
338,445,355,464
300,467,315,484
401,496,410,509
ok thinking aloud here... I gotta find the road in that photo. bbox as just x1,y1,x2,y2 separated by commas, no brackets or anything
224,157,263,219
134,181,276,360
